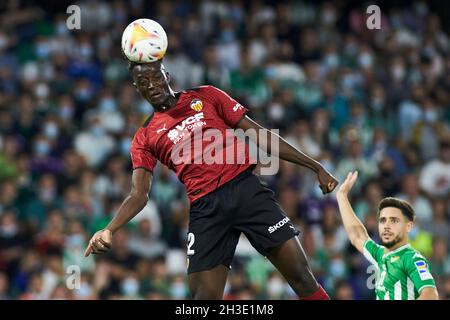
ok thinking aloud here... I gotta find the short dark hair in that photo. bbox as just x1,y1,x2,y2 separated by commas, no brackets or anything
378,197,415,221
128,61,138,72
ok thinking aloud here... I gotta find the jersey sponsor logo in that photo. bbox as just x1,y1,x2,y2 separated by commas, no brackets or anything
190,99,203,112
415,260,433,280
233,103,244,112
156,123,167,134
168,112,206,144
268,217,290,234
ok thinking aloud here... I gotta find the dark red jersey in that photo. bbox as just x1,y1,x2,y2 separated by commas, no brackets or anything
130,85,254,202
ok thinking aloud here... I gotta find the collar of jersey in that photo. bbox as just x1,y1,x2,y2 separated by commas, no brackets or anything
382,243,411,259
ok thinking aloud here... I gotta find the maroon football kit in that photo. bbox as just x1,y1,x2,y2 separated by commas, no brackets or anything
130,85,253,203
130,85,298,273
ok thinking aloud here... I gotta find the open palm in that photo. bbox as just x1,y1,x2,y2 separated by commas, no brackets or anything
337,171,358,195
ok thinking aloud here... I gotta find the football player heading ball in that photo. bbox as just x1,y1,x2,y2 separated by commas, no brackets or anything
85,19,339,300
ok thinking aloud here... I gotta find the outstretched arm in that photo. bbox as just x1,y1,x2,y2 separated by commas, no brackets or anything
237,115,338,194
84,168,153,257
336,171,369,253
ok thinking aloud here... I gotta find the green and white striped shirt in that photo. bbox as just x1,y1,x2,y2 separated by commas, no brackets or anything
363,239,436,300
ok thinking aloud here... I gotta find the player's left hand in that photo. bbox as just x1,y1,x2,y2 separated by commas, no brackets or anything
317,167,338,195
84,229,112,257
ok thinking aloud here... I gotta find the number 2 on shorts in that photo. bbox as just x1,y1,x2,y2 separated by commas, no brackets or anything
187,232,195,255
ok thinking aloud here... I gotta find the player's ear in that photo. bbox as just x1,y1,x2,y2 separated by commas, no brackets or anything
406,221,413,233
165,70,170,83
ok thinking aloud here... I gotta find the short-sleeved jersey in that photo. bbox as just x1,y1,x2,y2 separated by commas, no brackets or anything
363,239,436,300
130,85,255,203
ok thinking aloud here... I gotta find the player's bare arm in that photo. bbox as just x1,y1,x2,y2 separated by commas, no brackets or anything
417,287,439,300
84,168,153,257
237,115,338,194
336,171,370,253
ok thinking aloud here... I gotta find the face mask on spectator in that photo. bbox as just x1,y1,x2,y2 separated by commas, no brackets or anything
75,281,93,299
324,54,339,68
35,43,51,59
221,30,234,44
267,277,284,297
371,98,384,111
0,34,8,50
56,22,68,36
342,74,356,90
170,282,186,299
0,224,18,238
269,103,284,121
424,110,438,123
330,259,346,277
359,53,373,68
60,105,74,120
392,66,405,80
99,98,117,113
80,45,93,60
35,83,50,99
375,139,387,150
90,125,105,137
264,66,276,79
121,277,139,297
39,188,56,203
66,234,85,248
344,43,358,56
75,88,93,102
44,123,59,139
120,138,131,155
34,141,51,156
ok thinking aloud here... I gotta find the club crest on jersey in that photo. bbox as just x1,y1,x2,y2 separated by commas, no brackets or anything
190,99,203,112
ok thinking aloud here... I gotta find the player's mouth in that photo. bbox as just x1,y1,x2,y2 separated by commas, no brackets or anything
149,92,164,101
382,232,393,238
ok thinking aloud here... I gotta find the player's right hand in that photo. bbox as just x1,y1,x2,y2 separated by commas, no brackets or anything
84,229,112,257
337,171,358,196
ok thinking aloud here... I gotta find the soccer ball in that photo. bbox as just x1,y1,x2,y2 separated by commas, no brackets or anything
121,19,168,63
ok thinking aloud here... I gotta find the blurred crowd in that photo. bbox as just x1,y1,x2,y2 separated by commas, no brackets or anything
0,0,450,300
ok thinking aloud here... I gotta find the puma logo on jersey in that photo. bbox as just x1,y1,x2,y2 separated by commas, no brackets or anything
156,124,167,134
233,103,244,112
